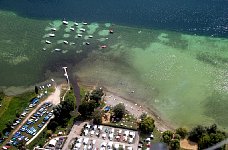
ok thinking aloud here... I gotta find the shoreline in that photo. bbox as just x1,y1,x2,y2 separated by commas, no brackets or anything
77,81,175,132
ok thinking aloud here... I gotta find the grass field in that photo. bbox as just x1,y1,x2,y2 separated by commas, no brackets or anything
0,91,36,133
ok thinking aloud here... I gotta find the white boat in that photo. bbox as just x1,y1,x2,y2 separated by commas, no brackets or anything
49,33,55,37
80,28,86,32
77,34,82,37
62,20,68,25
51,28,57,31
85,42,90,45
70,27,75,31
83,22,88,25
89,35,93,38
45,40,51,44
63,41,69,44
54,48,61,52
42,48,46,51
74,22,79,26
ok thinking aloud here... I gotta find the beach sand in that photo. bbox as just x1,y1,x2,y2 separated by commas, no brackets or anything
78,82,174,132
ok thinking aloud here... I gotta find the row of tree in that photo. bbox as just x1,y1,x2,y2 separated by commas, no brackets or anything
47,89,76,132
188,124,227,149
78,88,104,122
161,124,227,150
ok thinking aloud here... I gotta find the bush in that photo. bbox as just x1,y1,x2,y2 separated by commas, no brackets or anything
92,109,103,124
113,103,125,119
139,116,155,133
175,127,188,139
188,125,207,142
161,130,174,145
170,139,180,150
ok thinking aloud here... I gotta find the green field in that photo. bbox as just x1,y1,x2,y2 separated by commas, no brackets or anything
0,91,36,133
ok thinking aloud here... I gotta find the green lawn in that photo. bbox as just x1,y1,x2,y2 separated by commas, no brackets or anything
106,113,138,130
0,92,36,132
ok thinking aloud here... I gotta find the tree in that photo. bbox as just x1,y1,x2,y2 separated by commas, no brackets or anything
92,109,103,124
47,120,58,132
35,86,39,94
170,139,180,150
173,134,181,140
188,125,207,142
46,130,53,138
176,127,188,139
53,96,75,126
188,124,226,150
113,103,125,119
17,140,26,150
161,130,174,145
139,116,155,133
139,113,147,120
78,100,97,118
90,88,104,103
206,124,217,134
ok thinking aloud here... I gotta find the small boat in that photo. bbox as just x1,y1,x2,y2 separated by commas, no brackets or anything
80,28,86,32
70,27,75,31
74,22,79,26
85,42,90,45
109,29,114,34
54,48,61,52
89,35,93,38
83,22,88,25
101,45,107,49
45,40,51,44
62,20,68,25
77,34,82,37
51,28,57,31
63,41,69,44
49,33,55,37
42,48,46,51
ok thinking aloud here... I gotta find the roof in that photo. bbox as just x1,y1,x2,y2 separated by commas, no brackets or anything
49,139,57,147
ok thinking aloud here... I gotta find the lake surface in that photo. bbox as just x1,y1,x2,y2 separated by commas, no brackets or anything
0,0,227,130
0,0,227,37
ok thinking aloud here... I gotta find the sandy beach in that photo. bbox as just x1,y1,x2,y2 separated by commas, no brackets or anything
78,82,175,132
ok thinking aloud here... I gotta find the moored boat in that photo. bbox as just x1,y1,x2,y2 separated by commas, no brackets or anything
49,33,55,37
62,20,68,25
63,41,69,44
45,40,51,44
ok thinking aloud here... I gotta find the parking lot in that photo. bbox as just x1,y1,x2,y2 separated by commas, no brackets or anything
9,102,53,147
67,123,139,150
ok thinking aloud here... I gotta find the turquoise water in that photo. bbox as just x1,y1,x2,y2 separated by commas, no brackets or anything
0,11,227,131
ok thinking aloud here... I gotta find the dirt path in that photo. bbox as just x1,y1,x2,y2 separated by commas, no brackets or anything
12,85,61,135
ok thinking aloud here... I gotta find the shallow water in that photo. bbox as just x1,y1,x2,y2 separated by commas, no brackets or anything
0,11,228,131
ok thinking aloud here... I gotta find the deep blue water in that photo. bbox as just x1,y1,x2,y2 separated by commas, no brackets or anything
0,0,228,37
